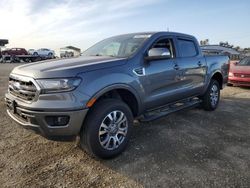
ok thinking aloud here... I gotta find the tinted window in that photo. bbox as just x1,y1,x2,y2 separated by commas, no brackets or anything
178,39,197,57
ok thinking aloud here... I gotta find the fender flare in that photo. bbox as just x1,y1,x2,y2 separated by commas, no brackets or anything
205,70,223,91
87,83,143,115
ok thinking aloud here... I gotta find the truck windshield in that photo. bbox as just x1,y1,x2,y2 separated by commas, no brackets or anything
238,57,250,66
82,34,151,58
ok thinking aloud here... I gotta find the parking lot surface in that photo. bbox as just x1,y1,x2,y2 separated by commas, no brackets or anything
0,63,250,187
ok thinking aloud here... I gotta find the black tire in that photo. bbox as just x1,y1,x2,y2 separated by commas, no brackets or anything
80,99,133,159
201,79,220,111
33,52,38,56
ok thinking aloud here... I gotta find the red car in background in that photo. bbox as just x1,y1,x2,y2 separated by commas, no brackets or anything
1,48,28,56
228,57,250,87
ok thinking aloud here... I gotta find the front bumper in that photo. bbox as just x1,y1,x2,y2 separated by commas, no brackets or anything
228,77,250,87
5,97,88,137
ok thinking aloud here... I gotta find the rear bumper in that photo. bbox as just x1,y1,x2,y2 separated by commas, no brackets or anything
5,98,88,137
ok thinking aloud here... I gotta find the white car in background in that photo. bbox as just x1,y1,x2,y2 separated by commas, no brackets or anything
32,48,55,58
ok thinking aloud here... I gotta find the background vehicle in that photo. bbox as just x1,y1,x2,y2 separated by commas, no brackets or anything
28,49,35,55
32,48,55,58
1,48,28,56
5,32,229,158
228,57,250,86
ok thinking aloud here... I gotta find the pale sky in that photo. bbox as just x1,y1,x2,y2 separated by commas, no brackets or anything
0,0,250,52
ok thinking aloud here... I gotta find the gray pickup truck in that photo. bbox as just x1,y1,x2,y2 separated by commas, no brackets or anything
5,32,229,158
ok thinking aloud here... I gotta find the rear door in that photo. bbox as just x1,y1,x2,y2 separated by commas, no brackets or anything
175,37,206,96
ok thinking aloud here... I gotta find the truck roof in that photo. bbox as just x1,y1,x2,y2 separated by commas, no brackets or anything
115,31,195,39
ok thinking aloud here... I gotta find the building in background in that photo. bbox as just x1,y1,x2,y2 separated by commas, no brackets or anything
0,39,9,58
60,46,81,58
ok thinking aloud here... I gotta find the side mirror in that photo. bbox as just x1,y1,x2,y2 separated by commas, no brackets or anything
145,48,171,61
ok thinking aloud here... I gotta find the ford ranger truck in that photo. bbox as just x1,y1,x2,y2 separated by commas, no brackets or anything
5,32,229,158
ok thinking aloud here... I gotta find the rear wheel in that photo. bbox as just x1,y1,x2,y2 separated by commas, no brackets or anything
201,79,220,111
80,99,133,159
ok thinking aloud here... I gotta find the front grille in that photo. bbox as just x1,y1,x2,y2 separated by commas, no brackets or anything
230,80,250,85
234,73,250,78
9,75,38,101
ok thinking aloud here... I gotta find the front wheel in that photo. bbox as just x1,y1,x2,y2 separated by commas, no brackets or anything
80,99,133,159
201,79,220,111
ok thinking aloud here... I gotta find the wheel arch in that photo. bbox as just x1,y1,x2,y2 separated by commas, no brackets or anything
211,71,223,89
86,84,142,117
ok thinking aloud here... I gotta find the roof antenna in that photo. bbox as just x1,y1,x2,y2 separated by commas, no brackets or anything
167,27,169,32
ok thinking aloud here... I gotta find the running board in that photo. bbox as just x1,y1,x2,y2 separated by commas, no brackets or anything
139,98,202,122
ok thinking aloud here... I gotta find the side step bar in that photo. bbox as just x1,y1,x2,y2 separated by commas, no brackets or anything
139,98,202,122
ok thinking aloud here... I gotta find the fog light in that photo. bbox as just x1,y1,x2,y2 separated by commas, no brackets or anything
45,116,70,126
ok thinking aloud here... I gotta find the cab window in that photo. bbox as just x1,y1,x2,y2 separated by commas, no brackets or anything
177,39,197,57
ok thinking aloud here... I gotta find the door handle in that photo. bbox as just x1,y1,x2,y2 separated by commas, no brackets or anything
197,61,202,67
173,64,179,70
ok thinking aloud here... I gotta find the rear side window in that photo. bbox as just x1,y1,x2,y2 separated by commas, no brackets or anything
177,39,197,57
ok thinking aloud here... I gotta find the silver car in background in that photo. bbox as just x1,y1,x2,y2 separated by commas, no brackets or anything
32,48,55,58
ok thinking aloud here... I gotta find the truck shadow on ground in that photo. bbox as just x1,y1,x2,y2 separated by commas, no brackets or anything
102,97,250,187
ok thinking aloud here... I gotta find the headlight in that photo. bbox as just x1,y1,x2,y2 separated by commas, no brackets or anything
228,72,234,77
37,77,82,94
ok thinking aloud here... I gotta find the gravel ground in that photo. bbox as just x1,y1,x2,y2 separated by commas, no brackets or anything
0,63,250,187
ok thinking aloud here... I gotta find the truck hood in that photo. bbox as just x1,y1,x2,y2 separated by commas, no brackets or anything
11,56,127,78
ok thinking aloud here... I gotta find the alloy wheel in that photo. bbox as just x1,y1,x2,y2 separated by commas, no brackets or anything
99,110,128,150
210,84,219,107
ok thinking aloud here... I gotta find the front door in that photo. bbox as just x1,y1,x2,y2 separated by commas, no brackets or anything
139,37,180,109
